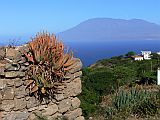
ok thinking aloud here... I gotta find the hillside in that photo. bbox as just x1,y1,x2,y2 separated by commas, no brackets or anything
58,18,160,41
79,52,160,119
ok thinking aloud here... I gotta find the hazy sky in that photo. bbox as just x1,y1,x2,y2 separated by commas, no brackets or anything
0,0,160,37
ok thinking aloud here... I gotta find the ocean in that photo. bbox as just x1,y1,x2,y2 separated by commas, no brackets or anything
65,40,160,67
1,40,160,67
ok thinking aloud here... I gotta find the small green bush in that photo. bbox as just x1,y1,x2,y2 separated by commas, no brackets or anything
105,89,160,119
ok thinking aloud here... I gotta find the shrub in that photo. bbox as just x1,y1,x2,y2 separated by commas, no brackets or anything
105,89,160,119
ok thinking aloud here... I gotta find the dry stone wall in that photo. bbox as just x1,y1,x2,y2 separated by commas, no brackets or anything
0,45,84,120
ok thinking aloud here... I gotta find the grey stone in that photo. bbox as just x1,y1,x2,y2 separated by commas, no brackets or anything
5,63,20,71
0,111,7,119
6,48,21,60
38,105,47,111
54,94,65,101
17,71,26,77
71,97,81,110
42,104,58,116
64,71,82,81
0,62,6,67
27,106,38,112
14,111,30,120
5,71,25,78
18,57,27,64
48,113,62,120
15,85,27,98
5,71,18,78
14,98,26,110
0,67,5,76
3,87,14,100
0,47,6,60
1,100,14,111
64,108,82,120
16,44,30,53
75,116,85,120
58,98,71,113
64,78,82,97
68,59,82,73
3,111,29,120
14,78,23,87
0,79,6,90
27,113,37,120
26,97,39,109
5,79,15,87
20,65,28,71
24,62,30,66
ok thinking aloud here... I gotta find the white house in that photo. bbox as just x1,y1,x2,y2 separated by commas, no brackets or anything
131,55,144,61
157,68,160,85
157,52,160,55
141,51,151,60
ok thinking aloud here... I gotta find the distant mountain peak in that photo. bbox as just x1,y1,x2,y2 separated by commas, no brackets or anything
58,18,160,42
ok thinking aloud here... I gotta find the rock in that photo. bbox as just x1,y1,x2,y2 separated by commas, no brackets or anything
14,78,23,87
68,59,82,73
71,97,81,110
0,92,2,103
38,105,47,111
5,71,18,78
0,79,6,90
48,113,62,120
1,100,14,111
58,98,71,113
5,63,20,71
5,79,15,87
3,87,14,100
5,71,25,78
3,111,29,120
75,116,85,120
14,111,29,120
42,104,58,116
14,98,26,111
0,60,7,67
20,65,28,71
64,71,82,81
0,47,6,60
64,108,82,120
27,113,37,120
24,62,30,66
26,97,39,109
6,48,21,60
18,57,27,64
27,106,38,112
15,85,27,98
0,67,5,76
64,78,82,97
16,44,30,53
54,94,65,101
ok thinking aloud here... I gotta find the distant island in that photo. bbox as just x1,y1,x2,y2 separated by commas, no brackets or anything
58,18,160,42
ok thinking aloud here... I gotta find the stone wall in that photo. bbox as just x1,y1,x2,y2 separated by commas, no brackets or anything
0,45,84,120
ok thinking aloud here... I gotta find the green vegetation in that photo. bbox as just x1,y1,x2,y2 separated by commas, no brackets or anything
105,89,160,119
125,51,135,57
79,52,160,119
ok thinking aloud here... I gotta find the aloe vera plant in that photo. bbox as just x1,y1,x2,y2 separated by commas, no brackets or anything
23,32,79,98
106,88,159,119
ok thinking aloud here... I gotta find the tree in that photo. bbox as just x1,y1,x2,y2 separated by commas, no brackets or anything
125,51,135,57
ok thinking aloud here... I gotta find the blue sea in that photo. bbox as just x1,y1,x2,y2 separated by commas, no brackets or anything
1,40,160,67
64,40,160,67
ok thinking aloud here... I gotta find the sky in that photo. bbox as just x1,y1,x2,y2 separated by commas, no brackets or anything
0,0,160,42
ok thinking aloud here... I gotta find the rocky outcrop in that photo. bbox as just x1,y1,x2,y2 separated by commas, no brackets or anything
0,45,84,120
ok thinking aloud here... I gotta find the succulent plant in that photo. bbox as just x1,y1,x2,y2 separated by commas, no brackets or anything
23,32,79,98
